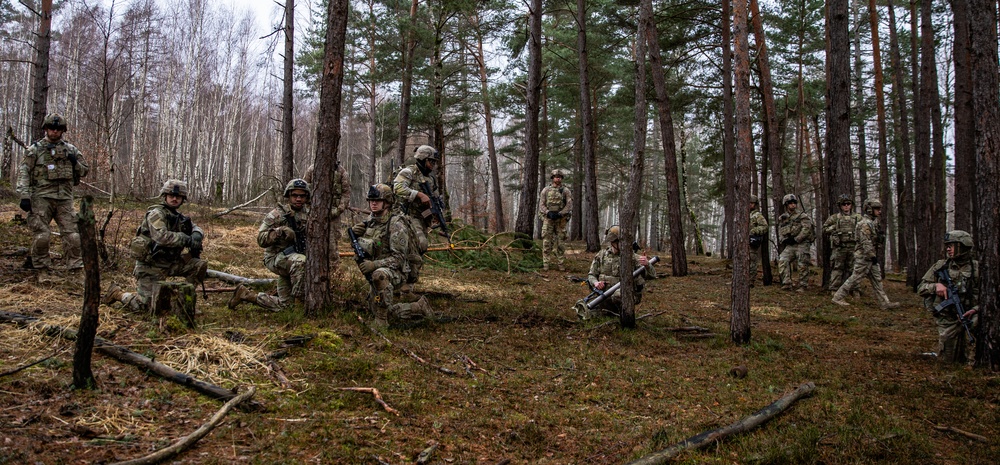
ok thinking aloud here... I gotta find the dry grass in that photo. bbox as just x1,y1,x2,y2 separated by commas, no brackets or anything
1,199,998,465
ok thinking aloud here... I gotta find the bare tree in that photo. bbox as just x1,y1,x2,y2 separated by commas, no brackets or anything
29,0,53,141
749,0,778,285
282,0,295,181
469,11,504,231
396,0,419,165
721,0,735,259
887,0,916,280
514,0,542,236
731,0,752,344
868,0,892,276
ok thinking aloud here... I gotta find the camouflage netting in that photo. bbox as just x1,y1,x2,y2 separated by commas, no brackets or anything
424,222,542,273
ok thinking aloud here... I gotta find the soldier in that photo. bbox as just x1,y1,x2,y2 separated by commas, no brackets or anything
302,162,351,249
392,145,441,278
228,179,310,311
917,230,980,364
577,225,655,320
538,169,572,271
777,194,815,291
748,195,769,286
16,113,89,277
103,180,207,312
350,184,432,328
831,200,899,309
823,194,862,292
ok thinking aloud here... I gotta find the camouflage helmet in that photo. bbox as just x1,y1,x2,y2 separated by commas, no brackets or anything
42,113,68,131
943,230,974,248
160,179,188,198
749,194,759,205
283,178,311,198
863,199,882,216
837,194,853,206
366,184,395,205
782,193,799,206
414,145,440,162
604,225,621,244
551,169,567,179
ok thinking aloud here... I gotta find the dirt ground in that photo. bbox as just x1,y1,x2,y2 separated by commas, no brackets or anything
1,202,997,465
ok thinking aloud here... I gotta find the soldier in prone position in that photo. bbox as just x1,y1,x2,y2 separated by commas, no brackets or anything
103,180,207,312
16,113,89,277
823,194,862,293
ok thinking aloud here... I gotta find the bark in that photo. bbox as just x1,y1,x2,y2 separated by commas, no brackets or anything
30,0,54,141
150,282,196,328
749,0,777,285
306,0,350,315
853,2,869,204
577,0,600,251
646,3,687,276
887,0,916,279
825,0,854,290
730,0,752,344
969,0,1000,369
721,0,736,259
396,0,419,165
282,0,295,182
925,0,948,254
470,12,504,231
72,196,100,390
205,269,275,286
870,0,892,275
514,0,543,236
626,382,816,465
914,0,936,290
951,0,975,232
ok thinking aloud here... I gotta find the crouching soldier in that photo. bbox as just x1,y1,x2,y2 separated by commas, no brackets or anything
229,179,311,311
103,180,207,311
917,230,980,364
350,184,432,327
576,225,656,320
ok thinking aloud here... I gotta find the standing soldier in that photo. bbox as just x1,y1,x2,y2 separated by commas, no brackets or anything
351,184,432,328
538,169,572,271
302,162,351,256
229,179,310,311
831,200,899,309
748,195,769,286
576,226,655,320
16,113,89,278
916,230,980,364
823,194,862,293
102,180,207,312
777,194,815,291
392,145,441,278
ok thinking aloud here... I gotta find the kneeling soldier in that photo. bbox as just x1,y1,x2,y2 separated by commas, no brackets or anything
577,225,656,320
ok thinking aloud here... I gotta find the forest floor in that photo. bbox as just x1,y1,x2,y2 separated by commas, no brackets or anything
0,199,998,465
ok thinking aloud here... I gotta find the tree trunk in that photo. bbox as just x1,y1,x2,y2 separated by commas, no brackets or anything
150,282,196,328
749,0,778,285
869,0,892,276
282,0,295,182
853,2,869,204
914,0,935,291
825,0,854,291
306,0,350,315
731,0,752,344
514,0,542,236
577,0,600,252
396,0,419,165
471,13,505,231
951,0,975,232
969,0,1000,369
30,0,54,141
72,196,100,390
721,0,736,260
646,4,687,277
887,0,916,279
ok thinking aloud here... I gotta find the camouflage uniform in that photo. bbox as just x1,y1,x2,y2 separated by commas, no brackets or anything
748,196,769,285
113,182,207,312
777,195,814,290
831,200,897,309
353,184,429,327
16,114,89,271
302,162,351,250
392,145,440,277
580,239,656,319
917,231,979,364
823,201,862,291
538,170,572,270
258,203,309,307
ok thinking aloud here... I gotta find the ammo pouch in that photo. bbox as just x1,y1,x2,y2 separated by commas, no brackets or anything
130,234,153,261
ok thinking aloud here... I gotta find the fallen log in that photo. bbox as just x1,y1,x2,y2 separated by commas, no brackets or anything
213,190,270,218
206,269,275,286
109,386,256,465
0,311,240,403
932,424,988,443
626,382,816,465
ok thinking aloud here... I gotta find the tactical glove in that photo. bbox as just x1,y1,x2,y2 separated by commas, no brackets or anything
350,223,367,237
67,152,78,165
189,231,204,258
280,226,297,242
358,260,378,275
19,198,31,212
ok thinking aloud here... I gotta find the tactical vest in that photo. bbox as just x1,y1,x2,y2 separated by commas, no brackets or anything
779,212,813,242
832,213,859,245
29,142,76,185
543,186,568,212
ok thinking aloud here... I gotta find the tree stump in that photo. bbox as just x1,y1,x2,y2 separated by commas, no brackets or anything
151,281,196,328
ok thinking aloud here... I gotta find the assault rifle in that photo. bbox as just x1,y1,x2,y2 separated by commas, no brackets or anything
347,227,368,263
420,181,450,237
934,269,975,344
573,256,660,315
282,213,307,256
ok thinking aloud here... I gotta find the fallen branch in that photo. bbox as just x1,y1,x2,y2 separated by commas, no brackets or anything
625,382,816,465
109,386,256,465
207,269,275,286
267,360,294,390
0,311,244,404
0,347,63,378
356,314,458,376
331,387,400,416
213,190,271,218
932,424,988,443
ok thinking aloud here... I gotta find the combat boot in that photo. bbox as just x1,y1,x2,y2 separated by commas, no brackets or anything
228,284,258,310
102,284,125,305
831,288,850,306
881,301,901,310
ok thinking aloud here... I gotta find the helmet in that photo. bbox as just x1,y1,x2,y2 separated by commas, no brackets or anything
604,225,621,244
42,113,68,131
943,230,974,248
551,169,566,179
160,179,188,198
749,195,759,205
414,145,440,162
366,184,395,205
837,194,853,206
284,178,311,198
782,194,799,205
863,199,882,216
